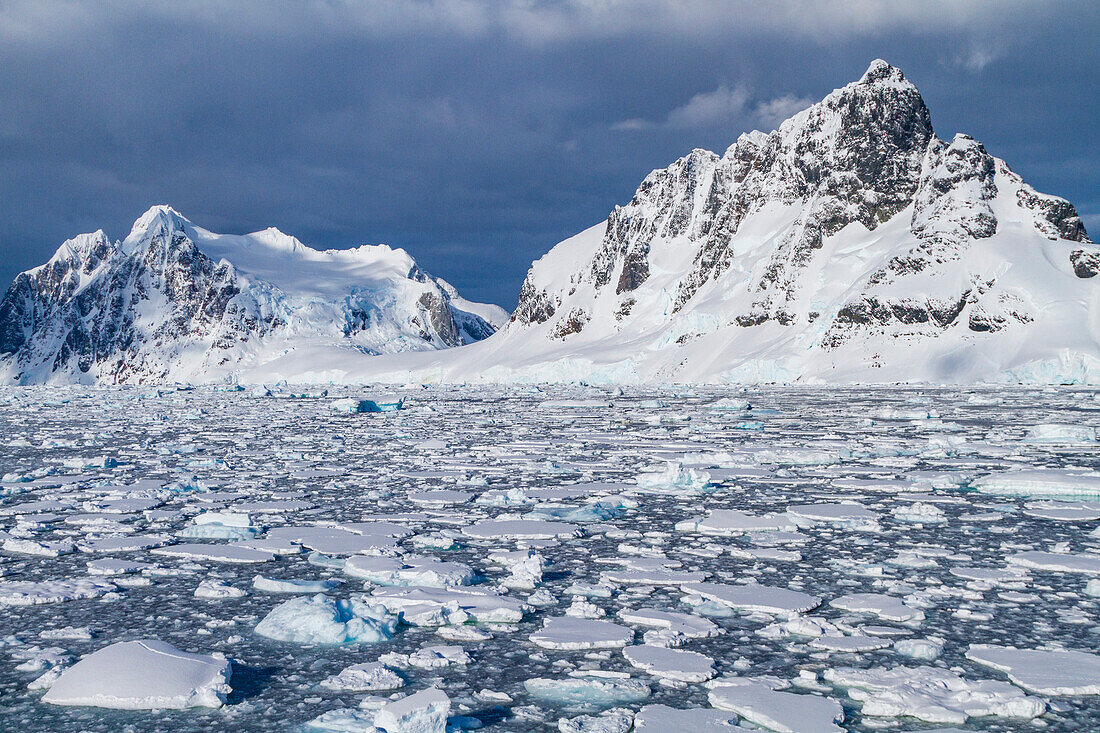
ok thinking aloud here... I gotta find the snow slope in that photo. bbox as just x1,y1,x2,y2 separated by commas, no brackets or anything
0,207,507,384
271,59,1097,385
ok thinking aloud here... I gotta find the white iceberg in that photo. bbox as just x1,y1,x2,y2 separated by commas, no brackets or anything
254,593,398,644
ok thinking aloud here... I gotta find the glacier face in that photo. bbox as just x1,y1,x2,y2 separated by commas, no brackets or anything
484,60,1098,384
0,206,507,384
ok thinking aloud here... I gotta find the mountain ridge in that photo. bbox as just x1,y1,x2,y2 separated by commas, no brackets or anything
2,60,1098,385
0,206,507,384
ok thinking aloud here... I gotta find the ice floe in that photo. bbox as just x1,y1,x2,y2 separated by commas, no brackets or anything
41,639,231,709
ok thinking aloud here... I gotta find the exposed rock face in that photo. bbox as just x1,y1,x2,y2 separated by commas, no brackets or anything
500,60,1097,382
0,207,506,383
1071,249,1100,278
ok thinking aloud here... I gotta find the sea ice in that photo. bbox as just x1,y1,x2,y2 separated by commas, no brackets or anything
0,578,116,606
344,556,476,587
152,543,276,563
681,582,821,615
41,639,231,709
368,585,529,624
525,675,651,707
462,519,581,540
623,644,715,682
320,662,405,691
253,575,344,593
1007,550,1100,575
708,679,844,733
632,704,743,731
965,644,1100,695
829,593,924,622
824,665,1046,723
531,617,635,650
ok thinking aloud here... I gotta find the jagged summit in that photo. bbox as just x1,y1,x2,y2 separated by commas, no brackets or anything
859,58,907,84
0,207,507,384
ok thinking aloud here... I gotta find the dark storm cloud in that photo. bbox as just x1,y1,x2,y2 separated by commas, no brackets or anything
1,1,1097,307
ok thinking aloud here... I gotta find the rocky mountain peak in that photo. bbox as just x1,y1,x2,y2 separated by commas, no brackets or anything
500,60,1099,383
123,205,193,249
859,58,908,84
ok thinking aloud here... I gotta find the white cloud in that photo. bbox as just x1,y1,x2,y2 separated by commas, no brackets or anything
753,94,816,129
614,85,813,133
955,46,1002,72
667,85,751,128
0,0,1047,46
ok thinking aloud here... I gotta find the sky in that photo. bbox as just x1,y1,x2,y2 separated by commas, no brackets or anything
0,1,1096,309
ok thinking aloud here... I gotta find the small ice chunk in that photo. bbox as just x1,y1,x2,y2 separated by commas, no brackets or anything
320,662,405,691
373,687,449,732
195,579,248,599
42,639,231,709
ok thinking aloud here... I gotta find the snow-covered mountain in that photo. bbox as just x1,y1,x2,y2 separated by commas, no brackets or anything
4,61,1097,385
0,206,507,384
334,59,1095,385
